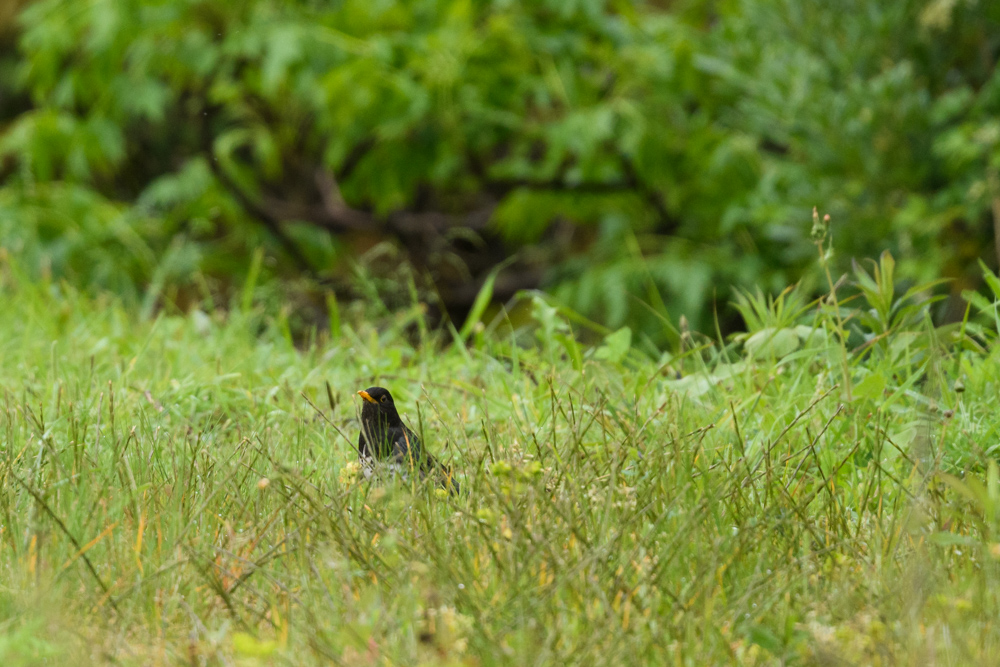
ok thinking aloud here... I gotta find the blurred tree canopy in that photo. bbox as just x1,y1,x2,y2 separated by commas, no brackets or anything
0,0,998,341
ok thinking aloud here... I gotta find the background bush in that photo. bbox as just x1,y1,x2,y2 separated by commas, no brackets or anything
1,0,998,340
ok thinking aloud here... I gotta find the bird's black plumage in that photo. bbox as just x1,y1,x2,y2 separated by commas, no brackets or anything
357,386,458,492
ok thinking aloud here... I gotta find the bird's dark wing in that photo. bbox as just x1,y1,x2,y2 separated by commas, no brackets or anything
394,426,460,493
365,424,459,494
387,425,423,465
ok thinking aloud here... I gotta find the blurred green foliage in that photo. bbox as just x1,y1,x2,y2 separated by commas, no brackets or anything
0,0,998,340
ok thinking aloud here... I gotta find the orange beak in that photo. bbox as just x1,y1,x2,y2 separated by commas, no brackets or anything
357,390,377,404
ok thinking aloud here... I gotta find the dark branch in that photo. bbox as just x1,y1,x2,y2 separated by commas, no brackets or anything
335,137,377,182
476,150,677,231
210,163,317,273
618,154,677,233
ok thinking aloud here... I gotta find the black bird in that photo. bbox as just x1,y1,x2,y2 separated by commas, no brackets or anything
357,386,459,492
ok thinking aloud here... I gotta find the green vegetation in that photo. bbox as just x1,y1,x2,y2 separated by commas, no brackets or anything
2,236,1000,665
3,1,1000,663
1,0,998,339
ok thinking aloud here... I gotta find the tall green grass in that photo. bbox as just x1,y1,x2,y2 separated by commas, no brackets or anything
0,249,998,666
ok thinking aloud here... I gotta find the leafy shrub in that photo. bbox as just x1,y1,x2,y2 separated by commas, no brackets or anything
0,0,998,339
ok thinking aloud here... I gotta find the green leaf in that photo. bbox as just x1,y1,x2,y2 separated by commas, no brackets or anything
554,333,583,370
241,246,264,313
852,372,886,401
459,260,510,342
961,289,994,314
326,290,341,339
979,260,1000,301
744,327,800,359
595,326,632,363
748,624,783,655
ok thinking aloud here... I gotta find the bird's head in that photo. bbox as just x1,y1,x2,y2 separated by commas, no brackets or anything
357,386,402,425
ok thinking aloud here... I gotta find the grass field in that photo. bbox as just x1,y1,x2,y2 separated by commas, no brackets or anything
1,252,1000,666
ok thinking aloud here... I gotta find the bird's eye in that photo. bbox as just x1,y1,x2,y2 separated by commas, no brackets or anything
380,395,387,403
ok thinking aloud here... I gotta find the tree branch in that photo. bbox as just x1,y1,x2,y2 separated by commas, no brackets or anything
335,137,377,183
210,163,317,273
476,151,678,232
618,153,677,233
